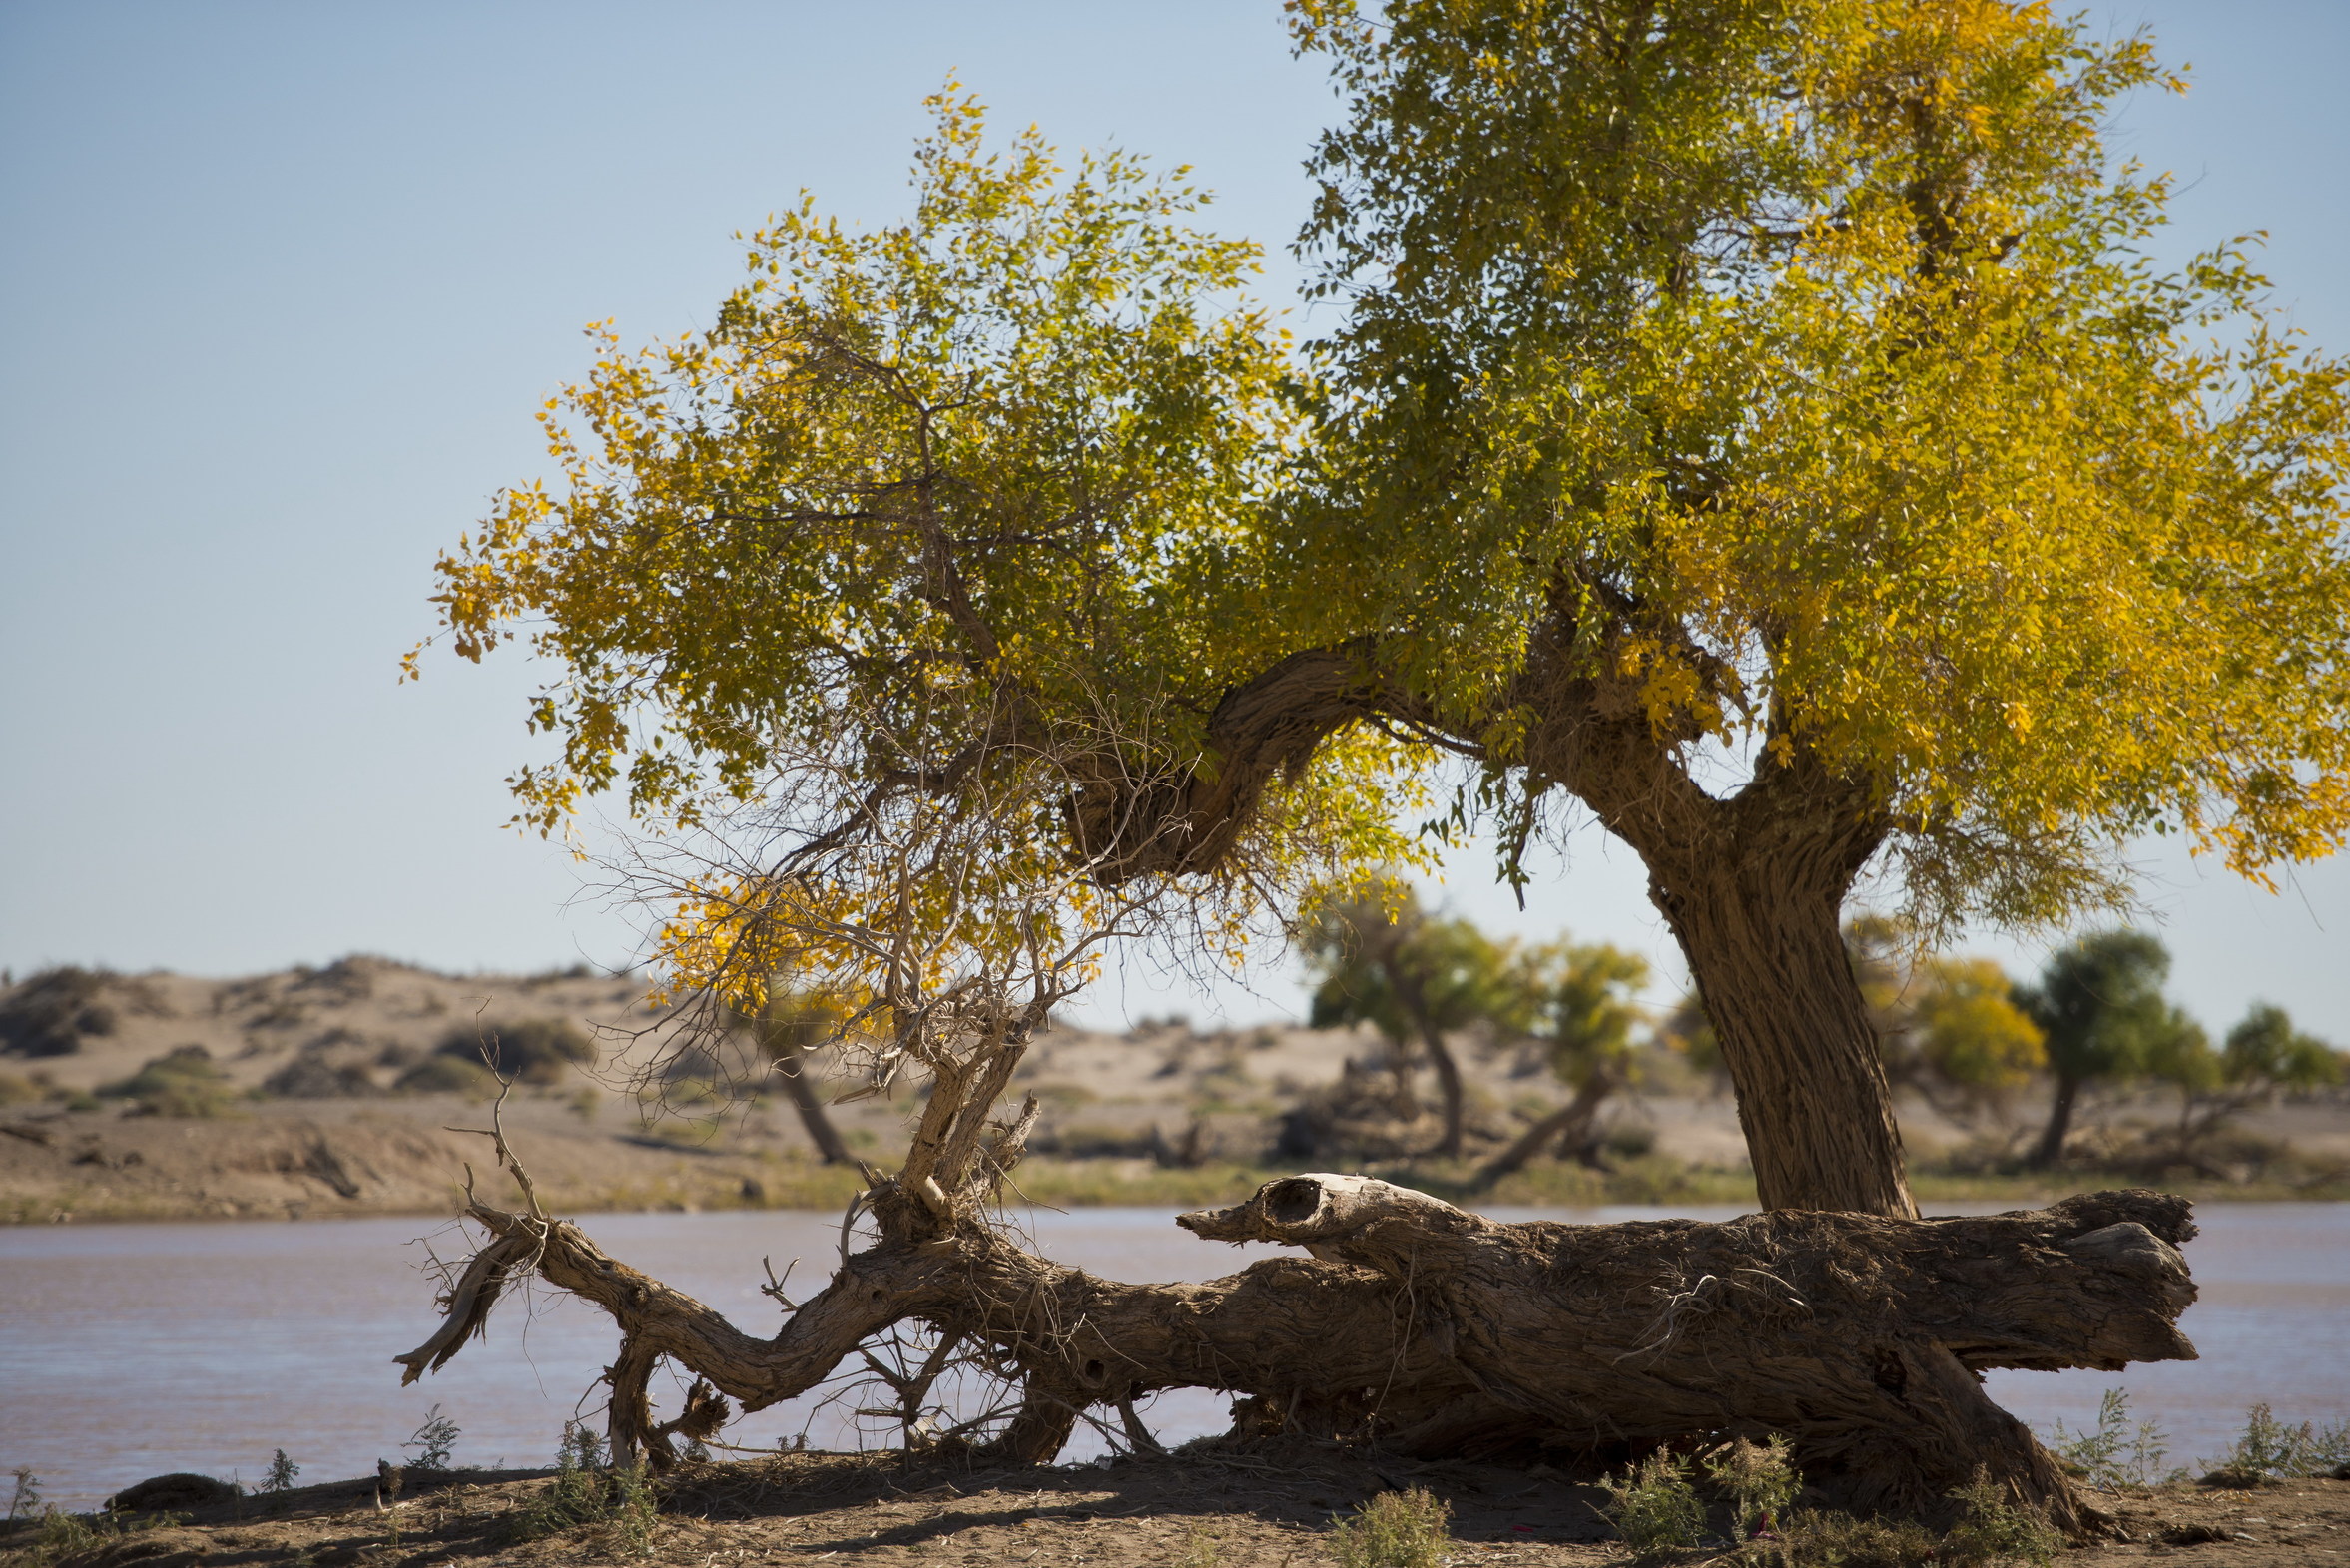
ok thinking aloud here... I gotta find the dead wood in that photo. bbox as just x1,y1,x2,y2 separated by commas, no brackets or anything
399,1159,2193,1538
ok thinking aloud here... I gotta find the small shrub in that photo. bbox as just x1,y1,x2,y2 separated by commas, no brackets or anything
1942,1471,2061,1568
99,1046,239,1117
1599,1451,1707,1556
0,967,128,1058
7,1468,40,1523
262,1053,381,1099
262,1450,300,1493
404,1404,460,1470
509,1422,655,1553
1705,1435,1799,1538
2200,1401,2345,1484
2047,1387,2177,1491
0,1071,43,1107
433,1018,595,1085
1327,1488,1451,1568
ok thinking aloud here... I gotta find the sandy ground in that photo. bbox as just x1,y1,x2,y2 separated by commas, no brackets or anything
3,1449,2345,1568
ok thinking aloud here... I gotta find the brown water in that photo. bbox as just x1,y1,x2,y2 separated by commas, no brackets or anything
3,1203,2344,1511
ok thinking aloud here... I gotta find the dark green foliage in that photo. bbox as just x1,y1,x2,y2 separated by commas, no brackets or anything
0,967,123,1058
98,1046,238,1117
432,1017,596,1085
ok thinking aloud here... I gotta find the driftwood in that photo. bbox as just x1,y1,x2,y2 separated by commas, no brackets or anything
399,1149,2193,1537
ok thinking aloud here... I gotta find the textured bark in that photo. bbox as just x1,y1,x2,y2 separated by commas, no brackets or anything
1652,852,1914,1217
1062,615,1919,1216
400,1173,2196,1537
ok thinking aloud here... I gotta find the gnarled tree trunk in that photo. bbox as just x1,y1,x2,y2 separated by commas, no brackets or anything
402,1153,2194,1538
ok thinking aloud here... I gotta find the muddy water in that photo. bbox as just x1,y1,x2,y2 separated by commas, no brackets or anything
3,1203,2344,1511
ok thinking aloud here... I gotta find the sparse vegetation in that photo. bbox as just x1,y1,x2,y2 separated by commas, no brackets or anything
2047,1388,2179,1491
1940,1470,2063,1568
432,1018,595,1085
403,1404,460,1471
1326,1487,1451,1568
0,967,152,1058
506,1423,656,1553
262,1450,300,1493
1599,1450,1708,1556
97,1045,239,1117
1705,1435,1800,1538
2199,1402,2350,1486
5,1471,38,1525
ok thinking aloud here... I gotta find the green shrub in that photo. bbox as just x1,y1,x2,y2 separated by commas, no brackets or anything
404,1405,459,1471
433,1018,595,1085
1327,1488,1451,1568
2200,1402,2350,1485
2046,1388,2178,1491
394,1055,498,1096
508,1422,654,1553
1599,1450,1708,1556
98,1046,238,1117
1705,1436,1799,1538
1941,1471,2061,1568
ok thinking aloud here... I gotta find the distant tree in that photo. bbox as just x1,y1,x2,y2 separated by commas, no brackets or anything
2017,931,2189,1167
1302,882,1519,1158
1844,917,2046,1120
1473,941,1652,1189
2145,1002,2343,1165
743,982,856,1166
1911,958,2048,1117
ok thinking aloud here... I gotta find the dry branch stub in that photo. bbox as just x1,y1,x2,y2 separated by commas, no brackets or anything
397,1163,2195,1539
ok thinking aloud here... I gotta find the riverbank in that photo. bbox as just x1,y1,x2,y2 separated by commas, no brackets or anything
4,1448,2344,1568
7,1095,2348,1225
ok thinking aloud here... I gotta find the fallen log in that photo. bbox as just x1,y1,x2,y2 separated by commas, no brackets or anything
398,1171,2194,1537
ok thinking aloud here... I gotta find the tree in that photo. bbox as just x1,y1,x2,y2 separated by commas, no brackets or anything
1301,882,1519,1157
406,71,2212,1519
1253,0,2350,1215
428,6,2350,1220
1473,939,1650,1188
2143,1002,2343,1169
2016,931,2188,1167
1911,958,2047,1118
1843,918,2046,1121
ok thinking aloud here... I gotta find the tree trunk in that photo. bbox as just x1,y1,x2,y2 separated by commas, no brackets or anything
1649,854,1915,1218
1418,1022,1467,1159
2031,1075,2081,1170
401,1173,2195,1539
1471,1074,1611,1191
770,1039,854,1166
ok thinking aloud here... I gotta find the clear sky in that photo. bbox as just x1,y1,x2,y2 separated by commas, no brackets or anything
2,1,2344,1037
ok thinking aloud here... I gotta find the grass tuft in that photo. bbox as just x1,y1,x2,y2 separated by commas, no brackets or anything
1327,1487,1451,1568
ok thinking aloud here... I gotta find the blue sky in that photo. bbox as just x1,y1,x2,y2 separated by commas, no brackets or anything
2,1,2344,1036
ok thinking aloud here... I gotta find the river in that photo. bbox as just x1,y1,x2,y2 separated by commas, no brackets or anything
3,1203,2344,1511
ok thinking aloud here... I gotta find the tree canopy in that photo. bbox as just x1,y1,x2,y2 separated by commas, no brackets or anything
425,2,2350,1214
